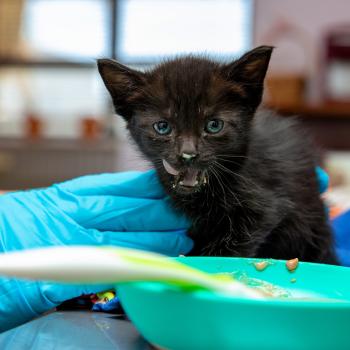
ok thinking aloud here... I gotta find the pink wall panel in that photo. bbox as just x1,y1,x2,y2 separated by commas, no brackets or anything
254,0,350,102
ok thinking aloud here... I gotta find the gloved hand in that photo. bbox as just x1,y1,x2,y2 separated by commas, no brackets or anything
0,170,192,331
316,166,329,194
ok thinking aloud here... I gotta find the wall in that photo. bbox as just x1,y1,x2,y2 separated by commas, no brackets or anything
254,0,350,103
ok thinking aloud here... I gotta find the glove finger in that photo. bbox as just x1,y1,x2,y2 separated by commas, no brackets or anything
56,169,165,199
74,196,190,232
0,278,112,332
87,228,194,257
0,278,44,332
43,190,155,224
316,166,329,194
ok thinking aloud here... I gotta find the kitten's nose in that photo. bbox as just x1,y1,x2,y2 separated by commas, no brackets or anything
181,152,198,161
177,136,198,163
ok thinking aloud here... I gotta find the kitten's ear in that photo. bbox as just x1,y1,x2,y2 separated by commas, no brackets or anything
222,46,273,109
97,59,146,120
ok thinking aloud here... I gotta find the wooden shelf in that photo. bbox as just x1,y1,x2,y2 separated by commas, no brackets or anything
0,136,118,190
265,102,350,119
0,137,117,151
263,102,350,150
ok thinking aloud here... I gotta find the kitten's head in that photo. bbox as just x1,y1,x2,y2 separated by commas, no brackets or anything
98,46,272,195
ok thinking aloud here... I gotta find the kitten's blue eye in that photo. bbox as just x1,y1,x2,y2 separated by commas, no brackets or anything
205,119,224,134
153,120,172,135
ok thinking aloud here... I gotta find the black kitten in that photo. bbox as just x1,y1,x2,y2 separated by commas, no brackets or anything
98,46,337,264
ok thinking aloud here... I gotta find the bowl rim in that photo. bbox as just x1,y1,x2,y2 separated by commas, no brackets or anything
118,256,350,310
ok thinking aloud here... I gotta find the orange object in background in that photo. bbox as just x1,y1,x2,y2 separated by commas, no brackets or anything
266,75,306,108
81,117,102,140
25,113,43,139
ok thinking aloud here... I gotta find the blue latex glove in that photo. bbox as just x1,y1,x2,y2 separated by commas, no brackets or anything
332,210,350,266
316,166,329,194
315,166,350,265
0,170,192,331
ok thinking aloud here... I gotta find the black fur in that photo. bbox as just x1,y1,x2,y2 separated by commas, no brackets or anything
98,46,337,264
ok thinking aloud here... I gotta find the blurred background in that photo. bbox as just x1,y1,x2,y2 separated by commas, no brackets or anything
1,0,350,207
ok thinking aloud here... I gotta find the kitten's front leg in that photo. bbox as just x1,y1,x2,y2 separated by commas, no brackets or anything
186,201,280,258
205,233,265,257
188,222,265,258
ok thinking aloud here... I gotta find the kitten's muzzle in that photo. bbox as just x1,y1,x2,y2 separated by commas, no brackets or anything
162,159,207,191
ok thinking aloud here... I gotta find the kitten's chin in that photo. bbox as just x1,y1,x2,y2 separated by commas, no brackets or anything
162,159,207,195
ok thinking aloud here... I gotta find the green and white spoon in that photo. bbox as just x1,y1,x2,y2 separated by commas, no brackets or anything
0,246,265,299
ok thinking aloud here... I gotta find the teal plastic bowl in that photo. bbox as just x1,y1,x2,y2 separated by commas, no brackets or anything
118,257,350,350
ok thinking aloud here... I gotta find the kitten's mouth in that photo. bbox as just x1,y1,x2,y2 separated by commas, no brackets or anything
162,159,207,192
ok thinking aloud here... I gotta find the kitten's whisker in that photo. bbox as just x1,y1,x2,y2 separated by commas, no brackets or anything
208,164,243,209
209,166,229,209
211,161,249,208
212,161,257,189
215,157,243,166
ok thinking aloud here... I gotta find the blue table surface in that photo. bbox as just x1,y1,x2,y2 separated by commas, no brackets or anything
0,311,152,349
